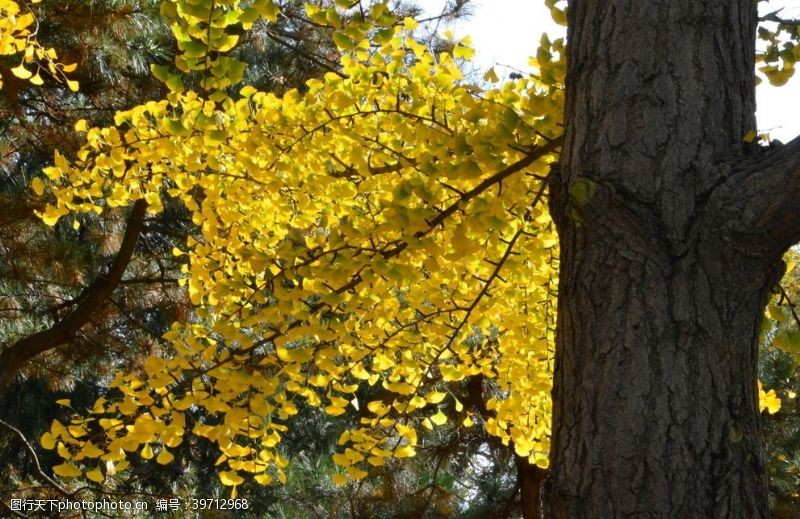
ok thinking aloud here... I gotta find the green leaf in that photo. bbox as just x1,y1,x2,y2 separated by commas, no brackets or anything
332,32,356,51
569,178,599,208
774,330,800,354
150,64,184,92
374,28,393,45
164,118,190,136
180,40,208,59
483,67,500,83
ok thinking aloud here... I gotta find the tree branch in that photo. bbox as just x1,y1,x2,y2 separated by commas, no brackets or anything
0,418,71,499
0,200,147,395
713,135,800,254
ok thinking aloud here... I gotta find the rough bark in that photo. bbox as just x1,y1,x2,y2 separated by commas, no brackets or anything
0,200,146,396
543,1,800,517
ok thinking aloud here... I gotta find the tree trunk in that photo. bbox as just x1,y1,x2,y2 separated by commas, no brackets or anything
517,456,547,518
543,1,800,517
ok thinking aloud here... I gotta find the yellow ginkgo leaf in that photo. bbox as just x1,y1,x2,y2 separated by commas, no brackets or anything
11,64,32,79
254,473,273,485
86,467,104,483
52,463,82,478
40,432,56,450
367,456,385,467
346,466,368,479
395,445,416,458
483,67,499,83
140,443,154,460
430,410,447,426
758,381,782,414
426,391,446,404
324,405,346,416
219,470,244,486
80,442,104,459
57,442,72,459
156,448,174,465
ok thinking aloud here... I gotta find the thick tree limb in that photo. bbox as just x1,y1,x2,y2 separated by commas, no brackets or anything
713,135,800,254
0,200,147,396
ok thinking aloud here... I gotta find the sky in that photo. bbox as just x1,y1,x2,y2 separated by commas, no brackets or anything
423,0,800,142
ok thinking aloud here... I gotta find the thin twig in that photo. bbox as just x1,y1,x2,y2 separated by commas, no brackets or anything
0,418,71,499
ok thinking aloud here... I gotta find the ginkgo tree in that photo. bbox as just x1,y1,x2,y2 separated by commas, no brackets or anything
35,0,562,492
4,0,800,517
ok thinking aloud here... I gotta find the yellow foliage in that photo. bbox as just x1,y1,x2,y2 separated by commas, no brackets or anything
32,0,566,489
759,381,782,415
0,0,76,90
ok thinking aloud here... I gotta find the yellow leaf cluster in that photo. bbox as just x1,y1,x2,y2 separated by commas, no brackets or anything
758,381,782,415
35,1,568,487
0,0,77,90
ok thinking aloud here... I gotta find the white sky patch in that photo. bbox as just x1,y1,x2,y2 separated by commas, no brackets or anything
422,0,800,141
755,1,800,141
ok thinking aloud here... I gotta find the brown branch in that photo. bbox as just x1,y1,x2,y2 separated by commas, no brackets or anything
516,454,547,519
779,285,800,330
713,134,800,254
0,418,71,499
0,199,147,395
380,136,564,260
758,12,800,26
265,29,346,78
